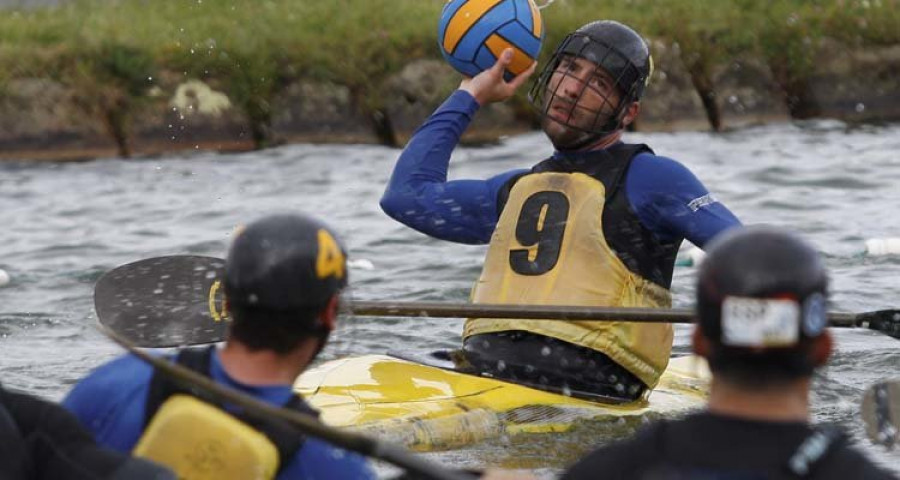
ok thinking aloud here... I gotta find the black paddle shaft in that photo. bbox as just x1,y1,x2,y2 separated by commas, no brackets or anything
94,255,900,347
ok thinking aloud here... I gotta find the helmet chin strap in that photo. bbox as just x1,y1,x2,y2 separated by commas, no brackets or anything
550,129,605,152
548,105,629,152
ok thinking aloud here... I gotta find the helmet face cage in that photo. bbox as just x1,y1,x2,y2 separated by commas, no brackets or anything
528,32,647,140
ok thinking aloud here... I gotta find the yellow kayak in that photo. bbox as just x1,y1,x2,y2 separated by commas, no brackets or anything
294,353,710,452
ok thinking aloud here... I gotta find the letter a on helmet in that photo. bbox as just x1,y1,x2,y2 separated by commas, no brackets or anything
225,213,348,312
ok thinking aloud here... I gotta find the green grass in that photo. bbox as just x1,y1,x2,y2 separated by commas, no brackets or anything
0,0,897,151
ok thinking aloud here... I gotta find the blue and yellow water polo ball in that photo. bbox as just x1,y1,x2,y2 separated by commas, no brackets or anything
438,0,544,80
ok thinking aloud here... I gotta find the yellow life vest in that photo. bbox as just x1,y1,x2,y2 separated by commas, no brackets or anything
134,394,278,480
464,171,673,388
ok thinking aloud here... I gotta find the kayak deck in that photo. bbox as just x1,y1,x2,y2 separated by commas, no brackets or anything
294,354,710,451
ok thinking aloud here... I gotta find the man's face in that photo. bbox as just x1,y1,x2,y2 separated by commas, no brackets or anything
541,54,623,148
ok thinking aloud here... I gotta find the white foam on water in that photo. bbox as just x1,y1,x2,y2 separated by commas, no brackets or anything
348,259,375,270
865,238,900,256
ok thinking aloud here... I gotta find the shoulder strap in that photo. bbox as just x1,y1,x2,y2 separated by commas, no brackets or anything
601,143,652,201
143,346,214,427
144,346,317,472
785,425,847,478
237,395,319,468
522,143,653,201
496,171,530,216
601,143,680,288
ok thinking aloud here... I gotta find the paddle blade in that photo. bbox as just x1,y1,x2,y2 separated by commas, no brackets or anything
861,380,900,449
94,256,229,347
858,310,900,338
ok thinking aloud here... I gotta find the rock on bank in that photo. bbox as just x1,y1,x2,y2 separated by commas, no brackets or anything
1,42,898,161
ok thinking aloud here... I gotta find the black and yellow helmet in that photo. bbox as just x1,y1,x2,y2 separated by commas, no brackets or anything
224,213,348,313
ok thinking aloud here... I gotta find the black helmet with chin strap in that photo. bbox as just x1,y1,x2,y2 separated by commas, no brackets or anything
528,20,653,150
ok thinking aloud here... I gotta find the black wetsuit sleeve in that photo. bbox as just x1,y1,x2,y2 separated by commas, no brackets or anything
380,90,529,244
3,389,174,480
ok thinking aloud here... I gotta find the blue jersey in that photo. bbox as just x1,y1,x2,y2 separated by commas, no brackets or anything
63,352,375,480
381,90,740,247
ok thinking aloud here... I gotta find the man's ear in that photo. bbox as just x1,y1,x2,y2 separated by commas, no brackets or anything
318,295,340,332
621,101,641,128
692,326,711,358
810,330,833,368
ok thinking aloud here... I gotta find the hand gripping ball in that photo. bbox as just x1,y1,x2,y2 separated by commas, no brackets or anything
438,0,544,80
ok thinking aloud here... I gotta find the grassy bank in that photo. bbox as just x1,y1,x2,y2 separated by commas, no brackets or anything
1,0,898,155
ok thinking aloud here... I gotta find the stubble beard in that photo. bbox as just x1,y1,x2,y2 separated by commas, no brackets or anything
541,112,597,151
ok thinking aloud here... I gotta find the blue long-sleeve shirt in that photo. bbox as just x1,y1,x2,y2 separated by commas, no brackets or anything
63,352,375,480
381,90,740,248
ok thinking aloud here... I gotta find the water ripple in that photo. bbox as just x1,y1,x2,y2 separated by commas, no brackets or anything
2,123,900,473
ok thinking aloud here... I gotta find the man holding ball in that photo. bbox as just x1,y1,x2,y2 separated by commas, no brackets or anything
381,20,741,401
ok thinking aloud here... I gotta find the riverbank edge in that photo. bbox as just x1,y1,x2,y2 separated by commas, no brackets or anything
2,40,899,163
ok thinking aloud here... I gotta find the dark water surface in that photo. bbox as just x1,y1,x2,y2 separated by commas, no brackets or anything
2,120,900,476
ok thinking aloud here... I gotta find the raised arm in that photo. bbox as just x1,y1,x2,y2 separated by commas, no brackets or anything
380,90,525,244
380,49,534,244
626,153,742,248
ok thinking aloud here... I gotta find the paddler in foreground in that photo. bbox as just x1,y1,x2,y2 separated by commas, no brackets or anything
563,226,898,479
64,214,376,479
381,20,741,401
